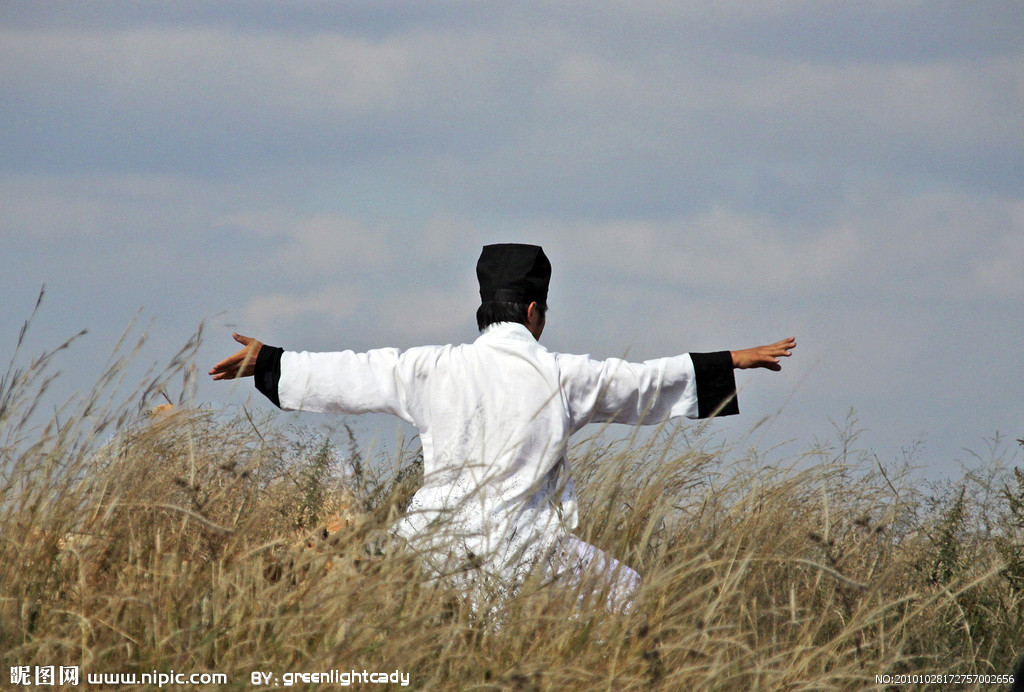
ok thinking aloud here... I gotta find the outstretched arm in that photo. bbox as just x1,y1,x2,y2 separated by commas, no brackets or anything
730,337,796,371
208,333,420,422
209,333,264,380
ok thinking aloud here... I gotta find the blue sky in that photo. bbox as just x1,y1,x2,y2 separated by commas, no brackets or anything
3,1,1022,477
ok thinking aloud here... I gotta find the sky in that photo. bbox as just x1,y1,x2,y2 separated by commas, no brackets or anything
2,1,1022,479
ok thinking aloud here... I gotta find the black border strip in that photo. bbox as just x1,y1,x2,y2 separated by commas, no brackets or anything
690,351,739,418
254,345,284,409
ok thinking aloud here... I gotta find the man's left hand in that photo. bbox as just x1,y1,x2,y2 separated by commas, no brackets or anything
731,337,796,371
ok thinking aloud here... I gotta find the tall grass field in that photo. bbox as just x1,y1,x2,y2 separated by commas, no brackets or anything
2,323,1022,690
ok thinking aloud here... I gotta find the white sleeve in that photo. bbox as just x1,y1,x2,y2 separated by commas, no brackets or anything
559,353,700,429
277,347,424,425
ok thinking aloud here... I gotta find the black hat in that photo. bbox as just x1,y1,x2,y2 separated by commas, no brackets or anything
476,243,551,305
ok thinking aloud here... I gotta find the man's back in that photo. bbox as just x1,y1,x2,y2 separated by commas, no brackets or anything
275,319,718,583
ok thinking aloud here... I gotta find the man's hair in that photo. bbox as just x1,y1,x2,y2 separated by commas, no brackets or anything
477,301,546,332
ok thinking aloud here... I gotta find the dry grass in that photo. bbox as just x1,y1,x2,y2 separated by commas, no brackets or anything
2,324,1022,690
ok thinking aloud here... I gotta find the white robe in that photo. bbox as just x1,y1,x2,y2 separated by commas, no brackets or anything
270,322,729,604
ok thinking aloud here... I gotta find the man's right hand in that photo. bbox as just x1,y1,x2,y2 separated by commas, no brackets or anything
209,333,263,380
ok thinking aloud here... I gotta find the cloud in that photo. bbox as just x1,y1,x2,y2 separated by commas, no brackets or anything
0,21,548,175
0,26,413,114
218,209,392,273
376,285,478,344
972,200,1024,296
4,6,1020,221
532,209,862,296
281,214,390,275
243,285,363,328
0,173,218,240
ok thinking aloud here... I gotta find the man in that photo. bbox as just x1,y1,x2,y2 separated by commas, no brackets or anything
210,243,795,610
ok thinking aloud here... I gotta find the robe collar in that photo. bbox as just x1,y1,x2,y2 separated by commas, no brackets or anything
478,321,538,344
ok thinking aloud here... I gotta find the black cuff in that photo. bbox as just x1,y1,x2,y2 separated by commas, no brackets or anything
254,345,284,408
690,351,739,418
